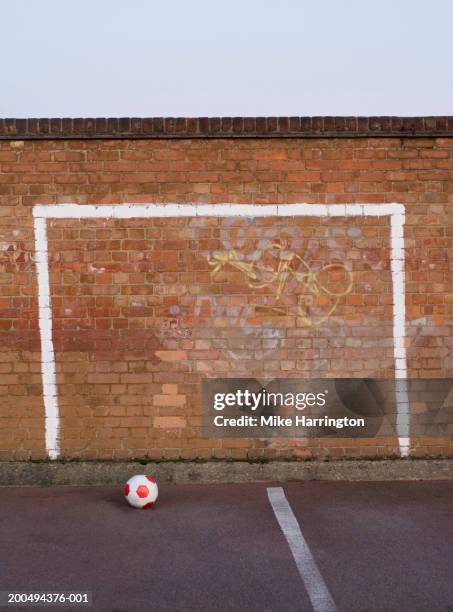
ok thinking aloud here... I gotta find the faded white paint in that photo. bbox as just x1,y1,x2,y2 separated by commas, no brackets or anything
33,203,408,459
88,263,106,274
267,486,337,612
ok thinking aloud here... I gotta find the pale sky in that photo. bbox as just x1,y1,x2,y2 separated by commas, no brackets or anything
1,0,452,117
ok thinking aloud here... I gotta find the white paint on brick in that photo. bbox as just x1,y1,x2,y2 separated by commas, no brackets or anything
390,212,410,456
33,216,60,460
197,203,279,217
33,203,409,459
88,264,106,273
32,202,406,219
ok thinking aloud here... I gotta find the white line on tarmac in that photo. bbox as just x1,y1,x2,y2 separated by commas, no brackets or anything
267,487,337,612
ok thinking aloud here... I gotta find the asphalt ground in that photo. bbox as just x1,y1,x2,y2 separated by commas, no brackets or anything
0,481,452,612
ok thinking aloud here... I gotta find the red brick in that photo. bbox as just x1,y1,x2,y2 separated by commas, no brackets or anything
0,128,451,461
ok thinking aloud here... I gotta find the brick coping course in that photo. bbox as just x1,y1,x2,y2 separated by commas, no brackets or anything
1,117,453,139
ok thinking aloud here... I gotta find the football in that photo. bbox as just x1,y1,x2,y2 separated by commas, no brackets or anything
124,474,159,509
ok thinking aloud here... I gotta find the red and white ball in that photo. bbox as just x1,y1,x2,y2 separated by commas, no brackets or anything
124,474,158,509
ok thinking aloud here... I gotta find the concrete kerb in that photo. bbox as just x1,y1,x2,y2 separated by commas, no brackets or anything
0,460,452,486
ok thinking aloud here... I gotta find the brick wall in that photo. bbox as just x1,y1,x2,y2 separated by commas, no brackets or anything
0,117,452,460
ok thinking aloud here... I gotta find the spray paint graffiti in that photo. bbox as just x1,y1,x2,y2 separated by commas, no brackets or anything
204,217,353,327
193,218,355,360
208,243,353,327
160,318,193,339
0,239,35,272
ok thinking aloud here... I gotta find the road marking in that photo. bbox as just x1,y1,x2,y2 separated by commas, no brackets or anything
267,487,336,612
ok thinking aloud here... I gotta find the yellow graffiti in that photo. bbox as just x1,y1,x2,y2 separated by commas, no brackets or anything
208,243,353,327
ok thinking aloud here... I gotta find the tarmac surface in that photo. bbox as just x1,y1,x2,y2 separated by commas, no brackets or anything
0,481,452,612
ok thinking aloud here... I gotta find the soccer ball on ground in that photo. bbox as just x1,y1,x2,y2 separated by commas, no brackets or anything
124,474,158,509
